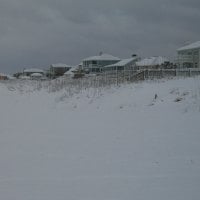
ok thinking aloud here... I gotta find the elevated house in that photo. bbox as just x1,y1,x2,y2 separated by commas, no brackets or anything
49,63,71,78
82,53,120,73
103,57,140,72
136,56,169,70
177,41,200,68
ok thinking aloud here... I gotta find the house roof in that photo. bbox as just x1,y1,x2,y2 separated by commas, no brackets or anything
177,41,200,51
64,65,80,75
24,68,44,73
51,63,71,68
83,54,120,61
104,57,138,68
0,73,8,77
0,73,14,79
136,56,168,67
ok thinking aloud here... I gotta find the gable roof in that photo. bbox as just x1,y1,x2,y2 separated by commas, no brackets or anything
0,73,6,76
24,68,44,73
177,41,200,51
83,54,120,61
51,63,71,68
136,56,168,67
0,73,8,77
104,57,138,68
64,65,80,75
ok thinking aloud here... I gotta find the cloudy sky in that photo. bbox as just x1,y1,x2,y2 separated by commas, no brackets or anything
0,0,200,73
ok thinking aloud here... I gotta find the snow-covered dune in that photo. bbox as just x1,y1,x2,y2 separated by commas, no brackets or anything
0,77,200,200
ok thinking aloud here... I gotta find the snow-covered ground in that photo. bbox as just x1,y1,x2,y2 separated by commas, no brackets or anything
0,77,200,200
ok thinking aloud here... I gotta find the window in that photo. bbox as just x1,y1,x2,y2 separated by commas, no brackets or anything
92,61,97,65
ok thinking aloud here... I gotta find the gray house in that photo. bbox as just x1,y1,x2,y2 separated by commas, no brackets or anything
82,53,120,72
177,41,200,68
49,63,71,78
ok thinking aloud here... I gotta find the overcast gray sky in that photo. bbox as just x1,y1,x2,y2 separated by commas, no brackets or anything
0,0,200,73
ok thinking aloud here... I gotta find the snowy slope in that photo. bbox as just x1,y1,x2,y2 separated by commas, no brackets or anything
0,77,200,200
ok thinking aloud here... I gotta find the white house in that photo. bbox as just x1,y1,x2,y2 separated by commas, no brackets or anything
82,53,120,73
177,41,200,68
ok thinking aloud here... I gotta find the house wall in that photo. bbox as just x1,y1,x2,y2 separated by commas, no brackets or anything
50,67,70,77
24,72,44,76
83,60,119,72
177,48,200,68
103,60,137,72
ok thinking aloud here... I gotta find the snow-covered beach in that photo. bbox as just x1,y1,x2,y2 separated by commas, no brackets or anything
0,77,200,200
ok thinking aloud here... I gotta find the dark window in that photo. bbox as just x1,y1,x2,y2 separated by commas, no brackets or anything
92,61,97,65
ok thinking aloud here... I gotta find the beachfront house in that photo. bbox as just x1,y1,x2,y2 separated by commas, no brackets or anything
82,53,120,73
177,41,200,68
49,63,71,78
